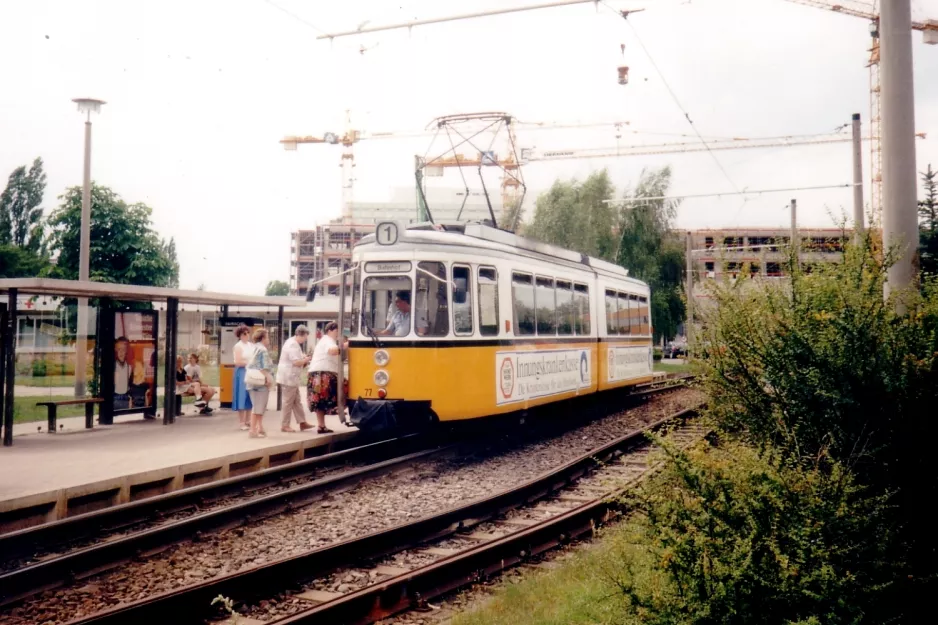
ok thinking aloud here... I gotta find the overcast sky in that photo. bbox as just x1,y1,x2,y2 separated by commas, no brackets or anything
2,0,937,294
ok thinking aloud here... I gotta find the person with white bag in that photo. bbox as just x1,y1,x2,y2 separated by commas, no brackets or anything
244,328,275,438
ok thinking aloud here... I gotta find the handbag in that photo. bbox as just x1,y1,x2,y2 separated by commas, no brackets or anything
245,347,268,387
245,368,267,387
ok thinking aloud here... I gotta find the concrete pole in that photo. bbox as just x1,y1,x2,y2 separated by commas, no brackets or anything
851,113,865,241
880,0,919,300
685,231,693,349
75,117,93,397
791,198,798,269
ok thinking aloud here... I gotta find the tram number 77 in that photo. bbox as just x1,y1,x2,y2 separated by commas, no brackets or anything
364,388,373,397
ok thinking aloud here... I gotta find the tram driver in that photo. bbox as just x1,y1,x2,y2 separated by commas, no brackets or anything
377,291,411,336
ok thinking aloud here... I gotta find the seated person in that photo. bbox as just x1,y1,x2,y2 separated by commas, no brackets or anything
376,291,411,336
175,354,215,415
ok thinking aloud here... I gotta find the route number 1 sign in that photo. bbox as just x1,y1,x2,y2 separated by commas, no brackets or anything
376,222,399,246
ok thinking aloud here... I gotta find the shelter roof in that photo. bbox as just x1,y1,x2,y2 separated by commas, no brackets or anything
0,278,299,308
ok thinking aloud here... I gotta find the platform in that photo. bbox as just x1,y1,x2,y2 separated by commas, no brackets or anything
0,393,357,532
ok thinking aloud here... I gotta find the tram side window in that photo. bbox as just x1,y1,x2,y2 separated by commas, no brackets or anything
535,276,557,335
617,292,631,335
478,267,499,336
556,281,574,335
574,284,591,335
350,264,361,335
605,289,618,335
416,262,449,337
512,273,536,336
639,295,649,335
452,265,473,336
362,276,413,336
629,295,640,334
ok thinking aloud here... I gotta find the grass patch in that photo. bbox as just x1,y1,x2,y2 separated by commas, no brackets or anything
12,393,203,424
14,365,220,389
654,360,691,375
15,374,76,388
13,395,91,424
451,522,652,625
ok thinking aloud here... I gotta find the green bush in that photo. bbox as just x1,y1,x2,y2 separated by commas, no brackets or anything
696,238,938,619
31,360,47,377
653,347,663,362
615,440,893,625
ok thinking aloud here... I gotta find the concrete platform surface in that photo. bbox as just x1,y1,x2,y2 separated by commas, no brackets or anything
0,397,356,530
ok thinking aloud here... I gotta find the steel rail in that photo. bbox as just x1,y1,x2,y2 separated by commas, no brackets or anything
0,435,443,606
0,433,423,552
63,405,700,625
1,381,691,606
277,416,704,624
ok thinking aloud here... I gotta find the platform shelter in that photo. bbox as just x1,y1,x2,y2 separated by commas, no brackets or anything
0,278,299,447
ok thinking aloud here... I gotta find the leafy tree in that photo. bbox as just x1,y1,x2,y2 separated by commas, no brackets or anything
697,238,938,620
616,167,685,342
525,169,618,261
265,280,290,296
164,238,180,288
46,183,179,287
920,163,938,275
526,167,686,342
0,157,47,250
0,244,50,278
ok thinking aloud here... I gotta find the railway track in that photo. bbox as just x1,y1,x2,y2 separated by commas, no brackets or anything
60,403,706,625
0,378,698,620
0,433,446,605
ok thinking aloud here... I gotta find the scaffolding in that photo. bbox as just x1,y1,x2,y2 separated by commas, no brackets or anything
289,223,371,297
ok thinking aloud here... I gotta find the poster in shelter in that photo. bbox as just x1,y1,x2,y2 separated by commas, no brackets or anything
113,311,157,412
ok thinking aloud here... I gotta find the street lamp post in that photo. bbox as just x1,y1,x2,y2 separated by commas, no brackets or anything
72,98,105,397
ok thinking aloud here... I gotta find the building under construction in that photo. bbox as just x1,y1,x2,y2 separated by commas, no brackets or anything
289,188,493,297
690,227,849,282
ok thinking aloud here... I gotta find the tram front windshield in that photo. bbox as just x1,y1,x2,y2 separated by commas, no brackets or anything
361,276,413,337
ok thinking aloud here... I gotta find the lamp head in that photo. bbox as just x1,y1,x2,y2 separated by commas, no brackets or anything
72,98,106,115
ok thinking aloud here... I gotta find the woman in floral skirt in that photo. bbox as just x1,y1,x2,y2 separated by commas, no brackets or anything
307,321,348,434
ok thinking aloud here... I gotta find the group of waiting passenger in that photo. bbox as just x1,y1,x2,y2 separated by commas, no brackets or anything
230,323,348,439
169,323,347,438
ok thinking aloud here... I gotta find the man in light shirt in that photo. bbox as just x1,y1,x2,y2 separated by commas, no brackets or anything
276,325,314,432
377,291,411,336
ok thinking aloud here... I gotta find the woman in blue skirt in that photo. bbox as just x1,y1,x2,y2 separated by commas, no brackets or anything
232,324,254,430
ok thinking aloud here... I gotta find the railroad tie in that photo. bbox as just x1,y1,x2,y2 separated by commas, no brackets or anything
556,494,596,503
295,589,345,604
372,564,411,577
422,547,461,557
500,518,540,527
463,531,503,542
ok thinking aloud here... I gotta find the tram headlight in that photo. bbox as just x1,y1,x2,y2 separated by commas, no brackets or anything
374,349,390,366
374,369,390,386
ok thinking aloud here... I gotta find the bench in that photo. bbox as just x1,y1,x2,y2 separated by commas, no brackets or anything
36,398,104,433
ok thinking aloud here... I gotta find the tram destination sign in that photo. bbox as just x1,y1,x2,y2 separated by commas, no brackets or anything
496,348,591,406
364,261,412,273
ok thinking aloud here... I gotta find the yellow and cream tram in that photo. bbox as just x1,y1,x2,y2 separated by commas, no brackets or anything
345,221,654,430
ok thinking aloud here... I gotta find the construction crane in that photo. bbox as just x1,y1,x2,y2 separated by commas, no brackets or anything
781,0,938,218
519,130,925,162
281,114,636,223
